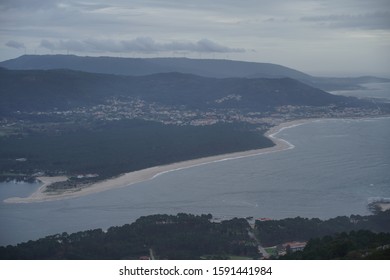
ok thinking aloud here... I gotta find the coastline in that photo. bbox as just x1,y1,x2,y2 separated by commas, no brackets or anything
3,119,314,204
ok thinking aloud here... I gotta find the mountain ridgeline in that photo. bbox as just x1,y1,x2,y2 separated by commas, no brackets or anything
1,55,389,91
0,55,311,80
0,67,360,115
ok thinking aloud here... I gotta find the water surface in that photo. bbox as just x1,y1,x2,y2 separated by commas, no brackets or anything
0,117,389,246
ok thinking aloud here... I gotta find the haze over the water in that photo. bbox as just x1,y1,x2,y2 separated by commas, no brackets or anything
1,0,389,77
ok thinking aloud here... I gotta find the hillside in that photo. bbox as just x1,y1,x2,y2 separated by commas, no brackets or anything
0,68,358,115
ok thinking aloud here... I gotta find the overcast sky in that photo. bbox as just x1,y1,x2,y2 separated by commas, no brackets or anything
1,0,389,76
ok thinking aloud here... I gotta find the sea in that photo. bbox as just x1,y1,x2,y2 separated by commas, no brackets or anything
0,83,389,246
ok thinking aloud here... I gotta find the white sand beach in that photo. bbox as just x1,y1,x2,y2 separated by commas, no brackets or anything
4,119,313,203
377,203,390,212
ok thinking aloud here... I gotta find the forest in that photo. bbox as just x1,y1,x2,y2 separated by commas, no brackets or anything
255,210,390,246
1,211,389,260
0,119,273,183
281,230,390,260
0,213,259,260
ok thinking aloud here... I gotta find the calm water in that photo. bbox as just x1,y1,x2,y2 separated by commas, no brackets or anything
0,117,389,246
331,82,390,100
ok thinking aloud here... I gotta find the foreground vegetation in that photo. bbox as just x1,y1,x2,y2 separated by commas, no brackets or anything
1,211,389,260
255,210,390,246
280,230,390,260
0,214,259,260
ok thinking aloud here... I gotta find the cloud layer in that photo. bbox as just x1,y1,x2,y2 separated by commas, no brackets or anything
5,40,25,49
301,11,390,30
40,37,245,54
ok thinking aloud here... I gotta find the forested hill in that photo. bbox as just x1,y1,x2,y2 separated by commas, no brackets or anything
0,68,359,115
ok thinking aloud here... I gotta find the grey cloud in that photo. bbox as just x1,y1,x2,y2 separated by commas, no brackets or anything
121,37,161,53
5,40,25,49
301,11,390,30
0,0,60,11
40,39,56,50
192,39,244,53
41,39,90,52
69,2,111,11
40,37,245,54
58,40,88,52
160,38,244,53
84,39,124,53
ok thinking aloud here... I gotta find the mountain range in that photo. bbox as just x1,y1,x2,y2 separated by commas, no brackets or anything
1,55,389,91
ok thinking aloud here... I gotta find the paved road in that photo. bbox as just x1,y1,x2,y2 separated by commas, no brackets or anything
248,228,270,259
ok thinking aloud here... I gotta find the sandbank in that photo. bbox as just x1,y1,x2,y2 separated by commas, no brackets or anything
377,203,390,212
4,119,314,204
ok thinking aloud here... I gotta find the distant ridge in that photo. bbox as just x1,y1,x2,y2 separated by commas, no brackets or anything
0,54,311,80
2,55,389,91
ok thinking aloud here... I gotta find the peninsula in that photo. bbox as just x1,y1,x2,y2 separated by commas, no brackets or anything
4,119,307,203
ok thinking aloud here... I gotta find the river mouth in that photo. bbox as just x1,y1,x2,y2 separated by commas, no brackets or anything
1,117,390,246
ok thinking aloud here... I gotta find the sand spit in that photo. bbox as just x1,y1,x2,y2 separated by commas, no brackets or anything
377,203,390,211
4,119,313,204
4,176,68,203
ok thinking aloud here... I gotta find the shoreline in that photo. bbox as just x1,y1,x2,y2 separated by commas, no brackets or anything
4,119,314,204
